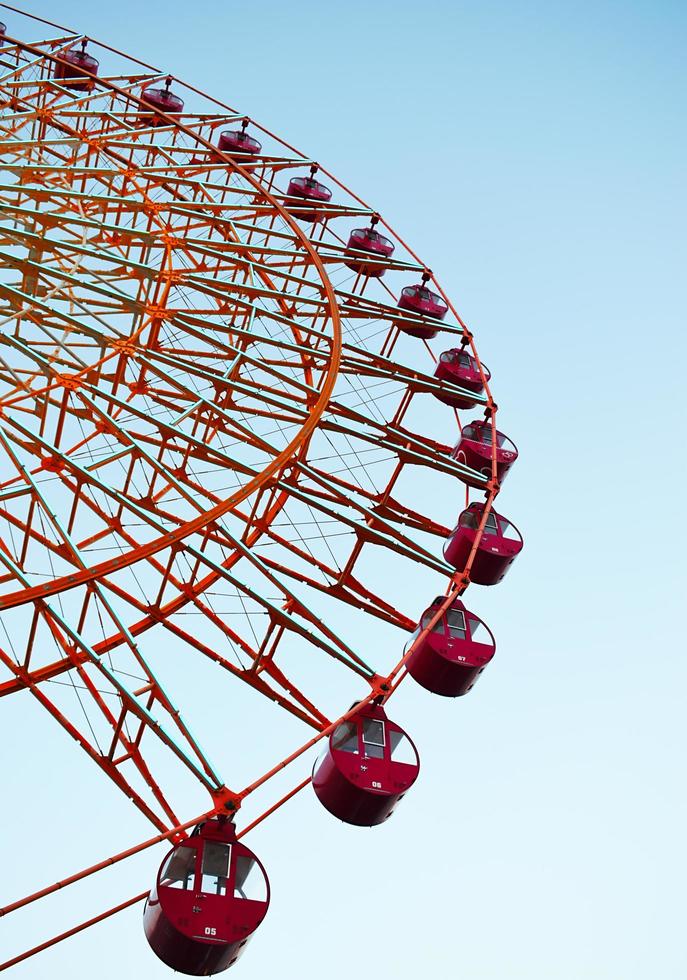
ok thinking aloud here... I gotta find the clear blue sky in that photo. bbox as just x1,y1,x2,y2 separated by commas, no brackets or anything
1,1,685,978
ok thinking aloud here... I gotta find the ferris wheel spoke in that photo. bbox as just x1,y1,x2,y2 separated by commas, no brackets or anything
0,595,222,826
340,344,487,407
0,213,164,285
199,524,374,671
79,384,282,478
61,462,432,660
135,341,322,410
86,582,227,786
90,559,360,728
14,574,229,787
0,373,339,603
308,413,474,495
284,464,450,574
0,422,189,582
0,420,102,569
0,644,179,831
252,532,415,631
84,493,380,678
0,460,378,684
156,536,375,679
296,459,453,539
1,254,173,323
105,597,330,730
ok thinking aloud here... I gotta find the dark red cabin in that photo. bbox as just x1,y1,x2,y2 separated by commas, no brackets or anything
344,216,394,277
434,348,491,409
451,420,518,488
53,42,99,91
405,595,496,697
0,22,6,36
286,165,332,223
443,503,523,586
312,702,419,826
143,818,269,976
217,120,262,170
141,77,184,126
396,272,448,339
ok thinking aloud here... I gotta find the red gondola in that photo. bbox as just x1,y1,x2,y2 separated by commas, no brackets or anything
141,77,184,126
312,702,419,826
143,817,269,976
217,119,262,170
405,595,496,697
451,420,518,488
434,347,491,408
285,165,332,223
53,42,99,91
395,271,448,339
0,22,6,36
344,215,394,277
443,503,523,585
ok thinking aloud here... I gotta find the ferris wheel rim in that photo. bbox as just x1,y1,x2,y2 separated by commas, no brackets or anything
0,9,523,973
0,13,503,727
0,26,502,744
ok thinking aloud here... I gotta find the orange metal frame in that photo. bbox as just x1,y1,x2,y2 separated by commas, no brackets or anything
0,5,505,969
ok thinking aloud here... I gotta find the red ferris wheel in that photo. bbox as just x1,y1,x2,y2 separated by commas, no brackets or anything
0,6,522,974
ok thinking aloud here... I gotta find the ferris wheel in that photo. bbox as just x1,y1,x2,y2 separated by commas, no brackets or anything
0,7,523,975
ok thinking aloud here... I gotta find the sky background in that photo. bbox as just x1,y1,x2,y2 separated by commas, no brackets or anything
0,1,685,978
